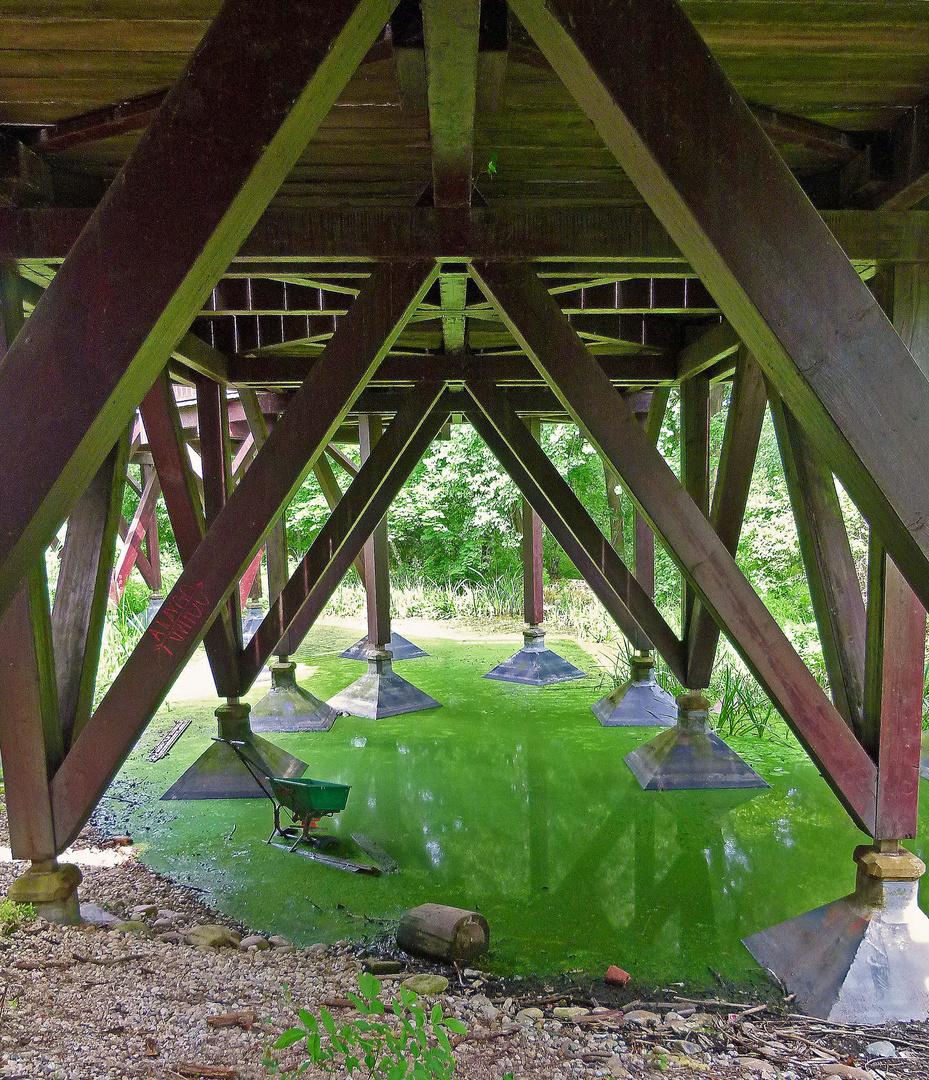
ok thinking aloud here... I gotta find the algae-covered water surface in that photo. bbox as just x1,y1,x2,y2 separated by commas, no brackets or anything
101,621,929,990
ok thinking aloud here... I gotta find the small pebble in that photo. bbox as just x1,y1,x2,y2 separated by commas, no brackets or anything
865,1042,896,1059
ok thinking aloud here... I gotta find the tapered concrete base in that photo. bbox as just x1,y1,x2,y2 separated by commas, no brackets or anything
624,692,768,790
340,633,427,661
484,628,586,686
593,654,676,726
162,702,307,799
744,845,929,1024
241,601,265,645
327,650,441,719
250,661,338,733
9,860,82,925
143,592,164,628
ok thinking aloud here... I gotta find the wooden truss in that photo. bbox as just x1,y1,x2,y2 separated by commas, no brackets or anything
0,0,925,870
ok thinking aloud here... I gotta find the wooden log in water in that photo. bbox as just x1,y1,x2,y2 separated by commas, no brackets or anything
396,904,489,964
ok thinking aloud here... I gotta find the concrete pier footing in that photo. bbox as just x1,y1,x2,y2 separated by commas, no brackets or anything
327,648,441,719
484,627,587,686
9,859,83,925
744,843,929,1023
340,632,427,661
593,653,676,726
624,691,768,790
250,660,338,733
161,701,307,799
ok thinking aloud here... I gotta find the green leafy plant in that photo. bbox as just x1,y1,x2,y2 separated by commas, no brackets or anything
266,972,466,1079
0,899,34,935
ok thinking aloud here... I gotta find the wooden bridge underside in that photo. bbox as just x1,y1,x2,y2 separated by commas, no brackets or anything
0,0,928,866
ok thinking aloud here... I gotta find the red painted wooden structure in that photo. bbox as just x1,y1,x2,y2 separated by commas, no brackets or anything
0,0,928,1014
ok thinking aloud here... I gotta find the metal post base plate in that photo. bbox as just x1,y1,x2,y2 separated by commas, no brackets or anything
339,632,428,661
624,694,768,790
743,847,929,1024
327,652,441,719
250,662,338,733
593,675,677,726
484,629,587,686
161,731,307,800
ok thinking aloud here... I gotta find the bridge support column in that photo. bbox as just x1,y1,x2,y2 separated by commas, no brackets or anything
161,699,306,800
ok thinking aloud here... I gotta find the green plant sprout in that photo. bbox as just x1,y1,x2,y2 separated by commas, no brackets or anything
265,971,466,1079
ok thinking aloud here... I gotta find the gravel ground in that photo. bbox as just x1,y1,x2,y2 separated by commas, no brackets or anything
0,815,927,1080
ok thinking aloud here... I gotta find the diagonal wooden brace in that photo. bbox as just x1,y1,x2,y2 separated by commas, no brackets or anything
507,0,929,617
242,384,451,687
470,260,877,832
49,262,437,851
464,379,686,682
0,0,398,619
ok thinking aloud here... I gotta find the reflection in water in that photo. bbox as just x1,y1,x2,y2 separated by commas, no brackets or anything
112,624,928,987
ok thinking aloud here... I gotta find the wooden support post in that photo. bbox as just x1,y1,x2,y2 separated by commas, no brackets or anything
0,268,62,861
140,372,241,696
680,374,709,648
359,415,392,650
243,387,451,685
464,380,686,683
866,266,929,840
53,436,131,747
50,262,437,849
141,465,162,591
523,417,544,627
506,0,929,614
0,0,398,621
770,395,867,735
470,261,877,831
0,568,61,860
196,375,243,666
314,453,367,588
110,465,160,605
685,351,767,688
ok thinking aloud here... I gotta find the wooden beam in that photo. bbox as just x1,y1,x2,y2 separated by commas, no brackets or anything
196,376,243,682
680,373,710,649
677,321,740,382
506,0,929,613
867,545,927,839
140,372,241,696
470,261,878,832
522,417,544,626
242,386,450,684
0,568,60,860
172,332,229,383
0,0,396,622
464,379,684,677
880,96,929,211
109,466,159,605
686,351,767,688
422,0,479,208
50,262,436,850
770,395,867,736
359,414,392,648
53,435,131,746
5,207,926,264
314,454,367,588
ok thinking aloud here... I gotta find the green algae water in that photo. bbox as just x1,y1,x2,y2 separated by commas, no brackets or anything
103,622,929,990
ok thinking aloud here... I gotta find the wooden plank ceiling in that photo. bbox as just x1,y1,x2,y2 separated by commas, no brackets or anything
1,0,927,400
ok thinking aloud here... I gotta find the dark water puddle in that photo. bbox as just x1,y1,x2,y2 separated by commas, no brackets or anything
101,623,928,990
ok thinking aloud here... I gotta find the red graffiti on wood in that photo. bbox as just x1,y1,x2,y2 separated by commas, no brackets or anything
148,582,210,657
